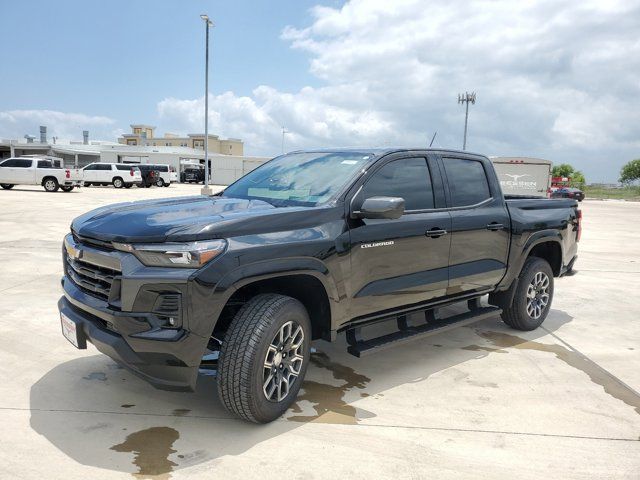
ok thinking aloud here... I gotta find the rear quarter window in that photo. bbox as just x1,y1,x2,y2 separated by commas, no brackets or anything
443,158,491,207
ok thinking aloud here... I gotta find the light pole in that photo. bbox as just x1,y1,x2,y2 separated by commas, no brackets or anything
457,92,476,150
200,14,214,195
281,126,289,154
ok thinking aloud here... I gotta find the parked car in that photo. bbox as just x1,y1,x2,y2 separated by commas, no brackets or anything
58,148,581,423
0,156,82,192
551,187,584,202
181,167,205,183
82,163,142,188
147,164,172,187
136,165,160,188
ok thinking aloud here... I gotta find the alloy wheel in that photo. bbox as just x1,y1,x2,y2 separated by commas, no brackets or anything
263,321,305,403
526,271,550,319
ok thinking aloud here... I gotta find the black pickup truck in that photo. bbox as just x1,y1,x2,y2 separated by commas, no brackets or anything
58,149,580,423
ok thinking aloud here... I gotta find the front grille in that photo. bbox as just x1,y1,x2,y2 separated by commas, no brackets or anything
71,231,114,251
66,254,120,301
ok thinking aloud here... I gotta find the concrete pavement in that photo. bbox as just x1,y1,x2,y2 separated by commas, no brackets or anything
0,185,638,479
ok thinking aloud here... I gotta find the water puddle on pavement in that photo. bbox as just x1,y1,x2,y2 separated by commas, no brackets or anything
288,351,374,424
466,330,640,415
111,426,179,479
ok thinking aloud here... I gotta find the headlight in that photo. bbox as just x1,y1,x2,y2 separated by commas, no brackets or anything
113,239,226,268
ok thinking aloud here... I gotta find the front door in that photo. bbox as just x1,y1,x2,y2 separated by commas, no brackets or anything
347,156,452,319
439,156,510,294
13,159,33,184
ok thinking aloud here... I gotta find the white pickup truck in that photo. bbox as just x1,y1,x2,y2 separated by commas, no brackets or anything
0,157,82,192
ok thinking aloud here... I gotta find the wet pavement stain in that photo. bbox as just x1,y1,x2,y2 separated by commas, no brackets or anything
471,330,640,416
110,426,179,479
172,409,191,417
83,372,107,381
288,351,374,424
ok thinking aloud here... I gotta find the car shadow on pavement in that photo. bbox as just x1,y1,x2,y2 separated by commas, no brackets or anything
30,308,575,477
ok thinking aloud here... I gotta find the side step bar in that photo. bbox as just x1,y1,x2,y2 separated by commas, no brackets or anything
346,304,502,357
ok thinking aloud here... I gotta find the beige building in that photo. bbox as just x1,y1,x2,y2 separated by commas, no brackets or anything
118,124,243,155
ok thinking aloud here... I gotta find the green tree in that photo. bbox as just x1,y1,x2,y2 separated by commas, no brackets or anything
619,159,640,184
551,163,585,186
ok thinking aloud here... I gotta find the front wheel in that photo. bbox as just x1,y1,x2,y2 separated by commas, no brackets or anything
43,178,59,192
501,257,554,331
217,294,311,423
0,184,14,190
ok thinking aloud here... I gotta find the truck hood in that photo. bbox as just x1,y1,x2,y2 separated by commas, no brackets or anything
71,196,285,243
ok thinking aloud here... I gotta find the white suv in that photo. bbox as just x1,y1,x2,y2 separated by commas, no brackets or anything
82,163,142,188
148,164,172,187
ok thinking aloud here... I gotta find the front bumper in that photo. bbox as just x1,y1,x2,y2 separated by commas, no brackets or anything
58,234,213,391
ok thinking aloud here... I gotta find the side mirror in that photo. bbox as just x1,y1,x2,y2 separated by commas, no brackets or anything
357,196,405,220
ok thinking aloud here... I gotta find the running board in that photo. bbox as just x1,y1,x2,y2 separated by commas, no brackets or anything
345,305,502,357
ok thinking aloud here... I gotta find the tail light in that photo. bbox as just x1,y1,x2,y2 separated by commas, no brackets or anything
576,209,582,242
65,170,70,179
130,168,135,177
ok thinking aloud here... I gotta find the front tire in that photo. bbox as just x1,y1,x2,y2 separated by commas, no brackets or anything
501,257,554,331
1,184,14,190
217,294,311,423
43,178,59,192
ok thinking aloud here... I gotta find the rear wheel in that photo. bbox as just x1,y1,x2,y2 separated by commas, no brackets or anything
217,294,311,423
60,186,74,192
43,178,59,192
113,177,124,189
124,184,132,189
0,184,14,190
502,257,554,331
84,182,91,187
156,178,165,187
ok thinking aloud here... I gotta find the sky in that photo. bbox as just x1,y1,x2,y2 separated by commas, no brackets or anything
1,0,639,182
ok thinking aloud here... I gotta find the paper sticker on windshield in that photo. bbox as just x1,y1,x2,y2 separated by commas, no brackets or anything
341,160,359,165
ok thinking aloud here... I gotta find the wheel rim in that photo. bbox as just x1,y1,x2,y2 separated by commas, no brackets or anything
45,180,56,190
263,320,305,403
115,179,122,188
526,271,550,319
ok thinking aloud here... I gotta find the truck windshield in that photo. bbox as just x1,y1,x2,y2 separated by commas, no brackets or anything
222,152,372,207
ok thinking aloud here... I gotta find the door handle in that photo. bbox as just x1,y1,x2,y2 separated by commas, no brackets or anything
425,227,448,238
486,223,504,231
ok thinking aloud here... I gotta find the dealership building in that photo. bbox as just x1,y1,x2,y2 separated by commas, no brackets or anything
0,125,268,185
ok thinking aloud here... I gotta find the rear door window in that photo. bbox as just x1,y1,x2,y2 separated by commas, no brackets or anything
443,158,491,207
97,164,112,171
361,157,435,211
37,160,53,168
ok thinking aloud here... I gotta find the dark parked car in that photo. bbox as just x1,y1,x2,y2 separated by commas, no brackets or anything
181,167,205,183
551,187,584,202
58,148,581,423
136,165,160,188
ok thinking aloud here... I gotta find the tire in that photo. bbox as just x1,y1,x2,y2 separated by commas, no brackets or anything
217,294,312,423
113,177,124,189
1,184,14,190
43,178,59,192
60,186,74,192
163,183,170,187
84,183,91,187
124,184,132,189
156,178,165,187
501,257,554,331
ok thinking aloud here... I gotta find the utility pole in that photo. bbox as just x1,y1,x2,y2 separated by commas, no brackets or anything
200,14,214,195
457,92,476,150
281,127,289,154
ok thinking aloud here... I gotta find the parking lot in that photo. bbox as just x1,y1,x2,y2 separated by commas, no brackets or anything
0,184,638,479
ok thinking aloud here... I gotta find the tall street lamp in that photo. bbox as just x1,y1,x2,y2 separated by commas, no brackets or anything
200,14,214,195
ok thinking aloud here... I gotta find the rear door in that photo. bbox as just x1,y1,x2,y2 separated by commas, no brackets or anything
439,156,510,294
347,155,452,318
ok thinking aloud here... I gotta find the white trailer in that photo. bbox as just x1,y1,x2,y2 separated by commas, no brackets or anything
490,157,552,197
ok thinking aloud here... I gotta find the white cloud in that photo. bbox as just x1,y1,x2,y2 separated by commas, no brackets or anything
0,109,119,144
155,0,640,180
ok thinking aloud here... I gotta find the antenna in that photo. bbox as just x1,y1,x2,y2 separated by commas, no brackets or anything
429,131,437,147
457,92,476,150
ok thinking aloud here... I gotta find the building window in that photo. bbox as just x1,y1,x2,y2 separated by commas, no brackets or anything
127,139,137,145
